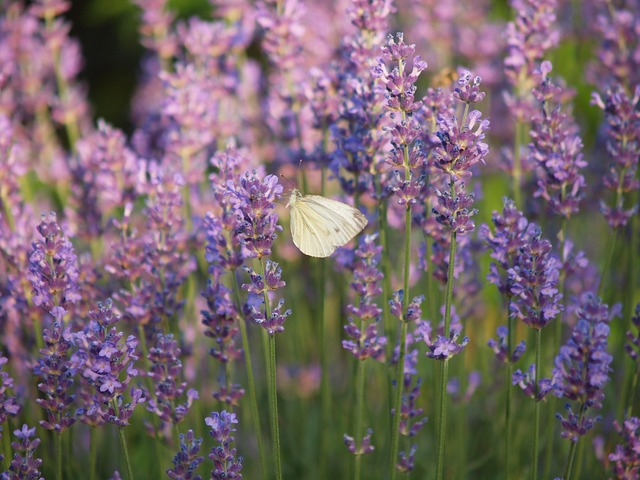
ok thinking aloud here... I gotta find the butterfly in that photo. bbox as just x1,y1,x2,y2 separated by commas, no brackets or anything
286,188,368,258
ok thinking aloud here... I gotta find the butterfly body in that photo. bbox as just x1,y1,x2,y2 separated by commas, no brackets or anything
287,188,368,258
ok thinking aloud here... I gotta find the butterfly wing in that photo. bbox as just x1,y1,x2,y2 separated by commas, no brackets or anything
290,195,368,258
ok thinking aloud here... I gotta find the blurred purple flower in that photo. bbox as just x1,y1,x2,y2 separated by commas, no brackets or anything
2,424,43,480
447,371,482,404
33,307,76,432
488,326,526,364
343,234,387,361
27,211,81,318
167,429,204,480
625,303,640,363
591,85,640,229
608,416,640,479
205,410,243,480
344,428,374,456
72,298,145,427
512,363,554,401
552,294,616,442
0,354,21,436
529,61,586,219
144,333,198,426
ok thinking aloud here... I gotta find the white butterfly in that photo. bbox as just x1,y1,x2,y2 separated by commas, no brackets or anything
287,188,368,258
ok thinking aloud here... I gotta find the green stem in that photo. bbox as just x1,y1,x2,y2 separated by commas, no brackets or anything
56,431,62,480
532,328,542,480
89,427,97,480
2,420,11,471
258,258,282,480
513,120,523,210
436,227,458,480
627,364,639,418
377,194,393,355
389,201,412,480
353,353,366,480
598,229,618,298
505,305,514,480
232,274,268,479
116,423,135,480
268,335,282,480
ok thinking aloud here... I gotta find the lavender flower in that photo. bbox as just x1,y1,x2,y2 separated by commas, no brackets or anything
33,307,75,432
242,260,291,335
608,416,640,479
342,234,387,361
508,226,563,329
591,85,640,229
625,303,640,362
167,429,204,480
344,429,374,456
2,424,43,480
228,171,283,260
503,0,559,121
0,354,20,439
414,307,469,361
205,411,243,480
529,61,586,219
27,211,81,317
552,294,616,442
144,333,198,426
447,372,482,404
72,298,145,427
512,363,554,401
488,326,526,364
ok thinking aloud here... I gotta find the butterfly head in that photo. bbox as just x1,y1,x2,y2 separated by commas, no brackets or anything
286,188,302,208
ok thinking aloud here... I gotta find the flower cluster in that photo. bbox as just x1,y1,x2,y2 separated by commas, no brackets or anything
343,234,387,361
552,294,616,442
0,354,21,438
528,61,586,219
488,326,526,365
591,85,640,229
72,298,145,427
33,308,76,432
167,429,204,480
372,32,427,206
608,416,640,479
205,411,243,480
242,260,291,335
228,171,283,259
508,226,562,329
144,333,198,426
2,424,43,480
343,429,374,456
27,211,81,318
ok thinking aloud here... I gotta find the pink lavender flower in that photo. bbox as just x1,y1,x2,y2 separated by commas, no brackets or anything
342,234,387,361
552,294,616,442
144,333,198,426
167,429,204,480
591,85,640,229
33,307,75,432
608,416,640,479
2,424,43,480
72,298,145,427
205,411,243,480
528,61,586,219
27,211,81,317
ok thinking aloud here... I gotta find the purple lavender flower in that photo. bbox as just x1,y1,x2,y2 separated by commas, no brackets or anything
512,363,554,401
503,0,559,121
228,171,283,260
205,411,243,480
608,416,640,479
72,298,145,427
415,314,469,361
552,294,616,442
2,424,43,480
343,234,387,361
167,429,204,480
625,303,640,363
133,0,177,61
242,260,291,335
447,371,482,404
0,354,21,436
144,333,198,426
488,326,526,364
344,429,374,456
591,85,640,229
33,307,76,432
27,211,81,317
528,61,587,219
508,226,563,329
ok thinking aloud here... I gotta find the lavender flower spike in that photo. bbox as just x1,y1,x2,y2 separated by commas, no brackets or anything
167,429,204,480
608,416,640,479
3,424,43,480
206,411,243,480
